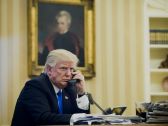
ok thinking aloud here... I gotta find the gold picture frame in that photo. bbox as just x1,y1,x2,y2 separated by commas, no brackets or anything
28,0,95,78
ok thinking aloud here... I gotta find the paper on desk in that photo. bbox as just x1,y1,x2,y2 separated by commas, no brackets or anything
70,114,133,125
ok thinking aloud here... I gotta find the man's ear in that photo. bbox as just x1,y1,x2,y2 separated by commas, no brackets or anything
46,65,52,76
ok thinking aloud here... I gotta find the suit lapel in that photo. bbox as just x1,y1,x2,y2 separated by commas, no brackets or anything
40,73,75,114
42,73,59,112
62,90,73,114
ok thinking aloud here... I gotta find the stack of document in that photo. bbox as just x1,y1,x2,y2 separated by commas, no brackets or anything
146,101,168,124
72,114,143,125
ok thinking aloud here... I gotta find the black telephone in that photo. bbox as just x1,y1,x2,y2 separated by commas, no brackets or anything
68,69,80,84
68,79,80,84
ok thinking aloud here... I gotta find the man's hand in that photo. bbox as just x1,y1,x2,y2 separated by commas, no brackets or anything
72,70,86,95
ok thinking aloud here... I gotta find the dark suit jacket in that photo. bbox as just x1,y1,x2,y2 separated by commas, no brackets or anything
11,73,90,126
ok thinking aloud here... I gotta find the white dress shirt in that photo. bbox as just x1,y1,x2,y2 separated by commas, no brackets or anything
52,84,89,110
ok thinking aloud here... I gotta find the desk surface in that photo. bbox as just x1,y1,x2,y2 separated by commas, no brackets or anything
43,124,168,126
88,124,168,126
111,124,168,125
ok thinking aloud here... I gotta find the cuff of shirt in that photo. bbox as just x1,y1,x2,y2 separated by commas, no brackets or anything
78,92,86,97
76,94,89,110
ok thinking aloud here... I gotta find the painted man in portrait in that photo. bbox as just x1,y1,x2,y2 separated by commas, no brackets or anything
39,10,84,67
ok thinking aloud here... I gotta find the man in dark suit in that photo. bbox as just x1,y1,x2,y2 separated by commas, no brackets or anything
11,49,90,126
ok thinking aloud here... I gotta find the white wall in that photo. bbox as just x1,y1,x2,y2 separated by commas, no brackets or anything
0,0,147,125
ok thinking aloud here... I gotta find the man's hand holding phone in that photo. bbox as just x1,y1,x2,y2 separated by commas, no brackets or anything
71,70,86,95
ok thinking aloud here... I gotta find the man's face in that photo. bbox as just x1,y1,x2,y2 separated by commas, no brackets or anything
49,61,76,89
57,16,69,34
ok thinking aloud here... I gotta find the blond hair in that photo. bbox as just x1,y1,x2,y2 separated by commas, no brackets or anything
56,10,72,26
44,49,79,70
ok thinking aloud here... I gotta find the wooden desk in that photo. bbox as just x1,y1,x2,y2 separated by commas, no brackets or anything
87,124,168,126
42,124,168,126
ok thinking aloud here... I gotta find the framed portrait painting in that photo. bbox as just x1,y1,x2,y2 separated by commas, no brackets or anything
28,0,95,78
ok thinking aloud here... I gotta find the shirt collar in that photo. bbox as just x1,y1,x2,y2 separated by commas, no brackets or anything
48,77,62,94
45,72,62,94
53,84,62,94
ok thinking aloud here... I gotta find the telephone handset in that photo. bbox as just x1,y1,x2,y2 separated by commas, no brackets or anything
68,69,80,84
68,79,80,84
